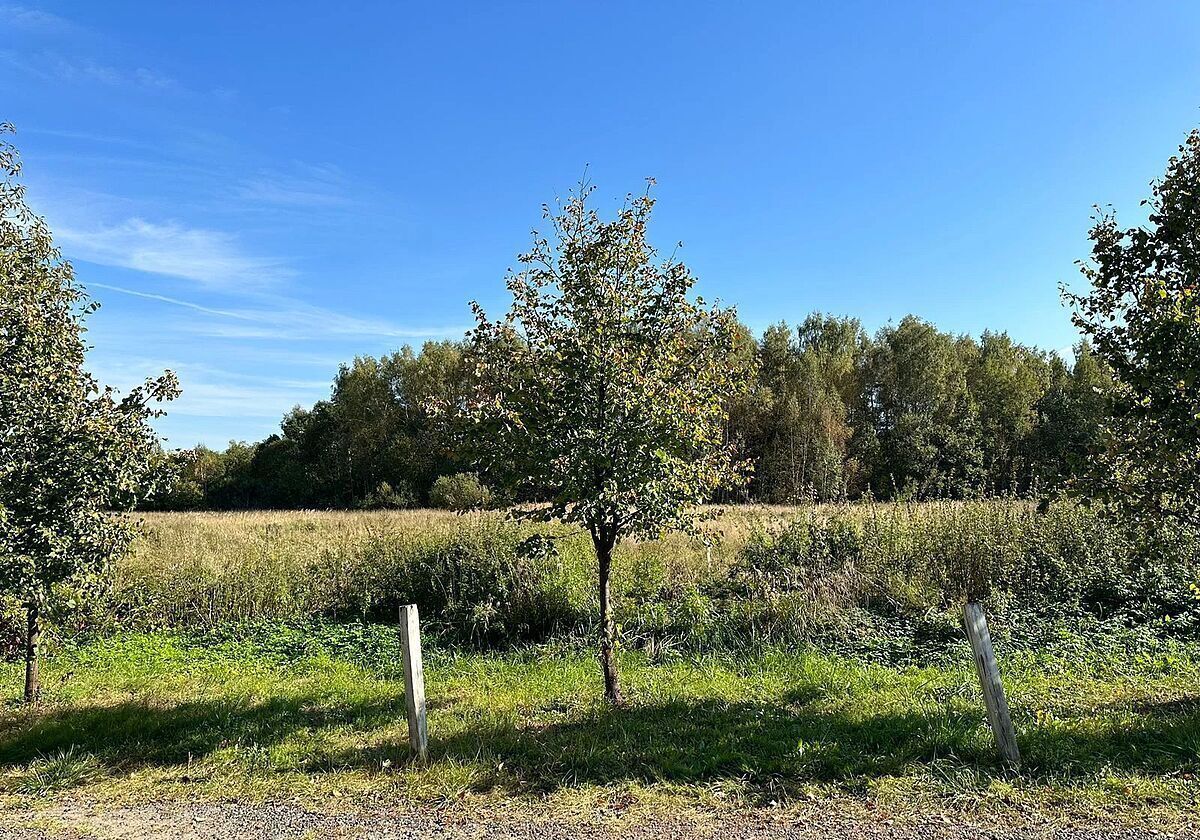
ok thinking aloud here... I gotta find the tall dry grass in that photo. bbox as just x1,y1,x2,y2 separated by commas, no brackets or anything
95,501,1200,658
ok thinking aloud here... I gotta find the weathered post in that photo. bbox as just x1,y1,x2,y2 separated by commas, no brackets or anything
963,600,1020,767
399,604,428,761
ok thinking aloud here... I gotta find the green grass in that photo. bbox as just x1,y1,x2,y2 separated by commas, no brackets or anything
3,503,1199,824
2,622,1199,823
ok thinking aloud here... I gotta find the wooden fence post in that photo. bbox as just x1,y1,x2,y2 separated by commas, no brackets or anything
399,604,428,761
963,600,1020,767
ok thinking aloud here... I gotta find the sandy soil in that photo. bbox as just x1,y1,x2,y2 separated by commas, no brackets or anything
0,801,1194,840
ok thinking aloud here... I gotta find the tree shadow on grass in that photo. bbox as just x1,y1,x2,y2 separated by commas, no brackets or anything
1021,696,1200,777
424,690,1200,795
3,687,1199,796
427,690,990,795
0,692,410,773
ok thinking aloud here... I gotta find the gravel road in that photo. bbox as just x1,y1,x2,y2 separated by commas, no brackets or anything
0,802,1195,840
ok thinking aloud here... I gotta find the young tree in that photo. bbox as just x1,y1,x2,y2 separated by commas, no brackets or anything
0,125,179,702
460,181,755,703
1067,128,1200,527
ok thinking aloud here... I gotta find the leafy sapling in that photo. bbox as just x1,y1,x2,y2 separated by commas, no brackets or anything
459,179,755,703
0,125,180,702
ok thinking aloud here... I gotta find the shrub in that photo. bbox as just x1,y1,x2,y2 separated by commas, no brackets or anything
113,513,591,647
359,481,416,510
715,515,867,646
358,519,585,645
429,473,491,511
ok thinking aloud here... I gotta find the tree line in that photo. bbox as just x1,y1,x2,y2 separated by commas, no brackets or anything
148,314,1112,511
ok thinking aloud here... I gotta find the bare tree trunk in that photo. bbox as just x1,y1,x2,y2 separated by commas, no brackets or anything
24,604,40,705
595,536,623,705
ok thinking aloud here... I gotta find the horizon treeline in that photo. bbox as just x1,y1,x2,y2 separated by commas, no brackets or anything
146,312,1113,510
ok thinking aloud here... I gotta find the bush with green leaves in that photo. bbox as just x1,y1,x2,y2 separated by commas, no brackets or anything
357,520,584,645
359,481,416,510
709,502,1200,657
429,473,491,511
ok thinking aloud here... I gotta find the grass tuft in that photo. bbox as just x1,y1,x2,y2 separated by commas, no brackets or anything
11,746,101,794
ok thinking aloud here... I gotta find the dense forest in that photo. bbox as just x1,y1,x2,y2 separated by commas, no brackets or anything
147,312,1112,510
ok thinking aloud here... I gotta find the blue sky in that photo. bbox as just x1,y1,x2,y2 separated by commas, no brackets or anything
3,2,1200,448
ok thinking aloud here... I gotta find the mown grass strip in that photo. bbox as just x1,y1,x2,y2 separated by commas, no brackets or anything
1,625,1198,823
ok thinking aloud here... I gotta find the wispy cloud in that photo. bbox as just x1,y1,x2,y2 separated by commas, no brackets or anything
20,126,166,154
89,282,259,321
188,318,467,341
237,163,350,208
0,50,179,91
90,357,330,420
57,218,291,289
53,57,176,91
172,379,321,418
130,66,177,90
1,4,77,34
92,282,468,342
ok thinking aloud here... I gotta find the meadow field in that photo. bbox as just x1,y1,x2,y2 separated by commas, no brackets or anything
3,502,1200,828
